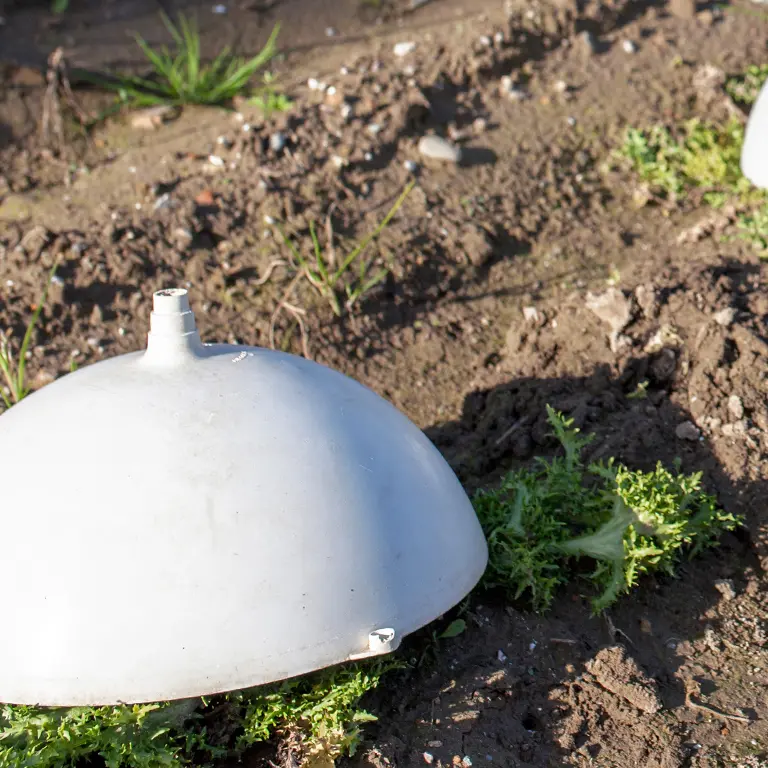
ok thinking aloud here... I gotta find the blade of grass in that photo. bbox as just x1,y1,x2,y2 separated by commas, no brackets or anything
309,222,331,284
205,25,280,102
332,181,414,283
181,15,200,91
16,263,58,401
277,225,322,286
0,262,58,407
160,10,185,48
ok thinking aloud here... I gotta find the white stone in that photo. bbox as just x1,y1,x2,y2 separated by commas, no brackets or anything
394,41,417,57
418,135,462,163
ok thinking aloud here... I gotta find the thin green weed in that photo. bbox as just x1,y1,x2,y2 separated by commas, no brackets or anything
278,182,414,317
90,13,280,108
249,73,293,117
474,407,741,613
0,264,57,410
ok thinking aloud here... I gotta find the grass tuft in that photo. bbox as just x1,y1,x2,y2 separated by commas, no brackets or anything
474,407,741,613
93,13,280,108
0,264,57,410
278,182,414,317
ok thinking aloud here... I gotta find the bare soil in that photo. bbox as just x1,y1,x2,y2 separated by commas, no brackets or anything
1,0,768,766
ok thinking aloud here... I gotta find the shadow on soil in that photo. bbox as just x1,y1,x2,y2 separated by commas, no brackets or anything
344,357,764,767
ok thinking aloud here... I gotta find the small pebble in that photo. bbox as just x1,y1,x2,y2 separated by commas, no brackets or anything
727,394,744,421
394,41,417,57
153,193,172,211
497,649,507,662
553,80,569,93
404,159,419,173
367,123,382,136
418,134,462,163
523,306,539,322
130,104,177,130
713,307,736,327
566,116,576,126
325,26,337,36
462,758,472,767
622,39,638,53
500,76,528,100
307,78,320,91
714,579,736,601
212,3,227,13
423,754,434,765
341,103,354,120
269,132,286,152
493,31,504,44
578,30,596,55
675,421,701,441
364,152,374,161
208,154,225,167
479,34,492,46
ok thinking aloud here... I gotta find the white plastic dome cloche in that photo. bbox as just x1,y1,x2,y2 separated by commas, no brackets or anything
741,77,768,188
0,289,488,706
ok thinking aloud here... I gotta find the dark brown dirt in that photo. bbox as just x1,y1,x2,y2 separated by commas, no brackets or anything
2,0,768,766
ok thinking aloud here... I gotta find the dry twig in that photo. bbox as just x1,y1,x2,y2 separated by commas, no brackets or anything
41,47,90,153
254,259,288,286
684,680,752,724
268,273,311,359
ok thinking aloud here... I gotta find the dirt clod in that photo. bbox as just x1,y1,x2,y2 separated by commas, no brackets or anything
714,579,737,601
675,420,701,441
669,0,696,19
585,288,633,334
131,105,179,130
585,645,663,714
